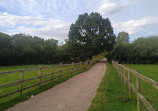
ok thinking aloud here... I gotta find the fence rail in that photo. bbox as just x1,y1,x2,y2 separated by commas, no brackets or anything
0,60,96,99
112,61,158,111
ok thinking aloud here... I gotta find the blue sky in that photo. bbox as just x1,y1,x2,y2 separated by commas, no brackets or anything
0,0,158,42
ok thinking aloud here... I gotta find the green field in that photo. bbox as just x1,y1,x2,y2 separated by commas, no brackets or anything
0,63,92,111
126,64,158,82
125,64,158,110
88,63,158,111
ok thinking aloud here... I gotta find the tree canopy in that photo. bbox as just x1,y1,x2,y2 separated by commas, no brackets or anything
0,33,60,65
116,31,130,44
68,12,116,58
106,36,158,64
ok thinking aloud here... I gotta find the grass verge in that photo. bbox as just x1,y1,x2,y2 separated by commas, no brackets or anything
88,63,136,111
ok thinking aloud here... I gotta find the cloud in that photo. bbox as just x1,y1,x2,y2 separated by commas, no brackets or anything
0,12,70,42
97,0,123,16
0,12,43,26
112,16,158,38
1,0,158,42
0,0,100,21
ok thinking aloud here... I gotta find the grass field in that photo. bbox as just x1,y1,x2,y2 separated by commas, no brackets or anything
0,63,93,111
126,64,158,82
125,64,158,111
88,63,137,111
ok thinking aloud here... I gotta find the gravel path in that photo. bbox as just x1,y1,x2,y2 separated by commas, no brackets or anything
6,61,106,111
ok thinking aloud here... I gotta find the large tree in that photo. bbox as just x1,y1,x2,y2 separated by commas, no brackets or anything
68,12,115,58
116,31,130,44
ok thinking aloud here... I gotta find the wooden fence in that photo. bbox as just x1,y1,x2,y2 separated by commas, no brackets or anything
112,61,158,111
0,60,96,99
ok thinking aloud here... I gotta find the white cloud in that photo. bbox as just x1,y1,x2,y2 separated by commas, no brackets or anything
0,12,70,42
112,16,158,37
97,0,123,16
1,0,158,42
0,12,43,26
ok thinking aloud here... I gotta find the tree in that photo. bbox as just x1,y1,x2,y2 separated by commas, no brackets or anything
116,31,130,44
0,32,13,65
68,12,115,60
106,36,158,64
112,42,131,63
131,36,158,63
43,39,58,63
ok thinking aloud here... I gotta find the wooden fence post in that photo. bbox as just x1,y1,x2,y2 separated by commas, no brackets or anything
128,69,132,99
71,62,74,74
136,75,141,111
118,66,121,80
120,66,123,81
123,68,126,86
121,66,123,83
117,65,120,78
60,63,62,77
20,70,24,96
52,66,54,80
38,66,42,86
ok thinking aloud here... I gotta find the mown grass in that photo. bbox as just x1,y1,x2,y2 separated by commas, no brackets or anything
125,64,158,82
125,64,158,111
88,63,137,111
0,63,93,111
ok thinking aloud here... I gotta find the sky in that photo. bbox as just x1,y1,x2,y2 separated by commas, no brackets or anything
0,0,158,42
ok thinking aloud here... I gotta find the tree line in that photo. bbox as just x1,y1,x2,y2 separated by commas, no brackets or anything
0,12,115,66
106,31,158,64
1,12,157,65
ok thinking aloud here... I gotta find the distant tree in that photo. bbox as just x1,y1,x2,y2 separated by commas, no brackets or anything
112,42,131,63
0,32,13,65
12,33,45,64
131,36,158,63
116,31,130,44
43,39,58,63
68,12,115,60
106,35,158,64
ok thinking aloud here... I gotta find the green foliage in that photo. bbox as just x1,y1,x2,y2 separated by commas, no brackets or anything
116,31,130,44
12,34,45,64
112,42,131,63
0,33,59,65
88,63,136,111
0,32,13,65
68,12,116,60
131,37,158,63
106,36,158,64
61,39,86,62
43,39,58,63
0,12,116,65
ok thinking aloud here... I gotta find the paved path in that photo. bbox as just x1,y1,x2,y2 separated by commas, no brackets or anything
6,61,106,111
